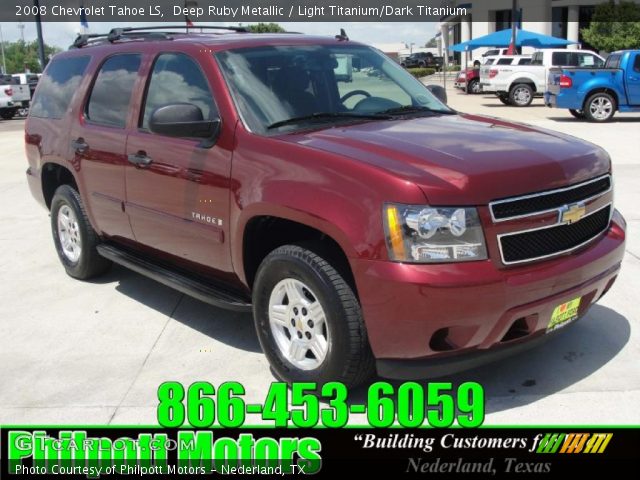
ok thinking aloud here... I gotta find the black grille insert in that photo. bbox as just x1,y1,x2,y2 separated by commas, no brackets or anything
491,176,610,220
500,206,611,264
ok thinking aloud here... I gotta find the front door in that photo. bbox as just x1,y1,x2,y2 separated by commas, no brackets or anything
627,53,640,106
125,52,233,273
69,53,142,241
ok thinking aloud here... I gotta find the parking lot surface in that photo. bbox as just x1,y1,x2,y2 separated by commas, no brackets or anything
1,90,639,425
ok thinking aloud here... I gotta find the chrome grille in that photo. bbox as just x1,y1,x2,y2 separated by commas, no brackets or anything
490,175,611,221
499,205,611,264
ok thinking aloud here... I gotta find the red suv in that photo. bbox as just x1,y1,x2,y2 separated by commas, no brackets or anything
25,27,625,387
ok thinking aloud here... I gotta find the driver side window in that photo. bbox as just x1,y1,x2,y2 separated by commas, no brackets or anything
141,53,216,130
335,53,411,109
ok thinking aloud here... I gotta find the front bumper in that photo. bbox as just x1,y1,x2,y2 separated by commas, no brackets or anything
353,211,626,379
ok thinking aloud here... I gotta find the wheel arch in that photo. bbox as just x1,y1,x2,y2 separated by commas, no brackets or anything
509,78,537,92
583,88,619,111
41,162,78,210
239,212,358,296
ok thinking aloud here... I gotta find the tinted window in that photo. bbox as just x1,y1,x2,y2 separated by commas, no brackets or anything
552,52,572,66
518,58,532,65
86,54,141,128
485,59,495,65
142,53,216,130
29,56,89,119
634,55,640,73
497,58,513,65
605,55,621,69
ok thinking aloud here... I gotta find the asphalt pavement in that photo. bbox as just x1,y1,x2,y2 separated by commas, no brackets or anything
0,93,638,425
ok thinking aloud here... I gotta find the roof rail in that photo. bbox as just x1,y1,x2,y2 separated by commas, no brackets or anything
70,25,249,49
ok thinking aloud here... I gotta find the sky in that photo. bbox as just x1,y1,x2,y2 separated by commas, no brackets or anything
0,21,438,50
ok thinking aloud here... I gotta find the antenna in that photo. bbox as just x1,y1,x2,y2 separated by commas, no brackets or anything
17,22,25,42
335,28,349,41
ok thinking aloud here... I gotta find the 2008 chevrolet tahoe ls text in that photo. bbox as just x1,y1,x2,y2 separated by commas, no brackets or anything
25,27,626,387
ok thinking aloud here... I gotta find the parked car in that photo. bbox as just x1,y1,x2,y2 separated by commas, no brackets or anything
484,49,605,107
482,48,509,58
26,28,625,386
545,50,640,122
0,75,30,119
401,52,442,70
454,66,482,94
480,55,532,102
12,72,40,98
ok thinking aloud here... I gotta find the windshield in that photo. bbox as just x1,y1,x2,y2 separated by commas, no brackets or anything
216,44,453,134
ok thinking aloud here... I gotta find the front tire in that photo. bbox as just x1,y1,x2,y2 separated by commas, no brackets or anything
569,109,585,119
584,93,616,122
497,94,511,105
509,84,534,107
51,185,111,279
252,245,375,387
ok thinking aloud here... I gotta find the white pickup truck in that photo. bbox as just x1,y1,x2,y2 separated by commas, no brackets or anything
0,75,30,119
479,49,605,107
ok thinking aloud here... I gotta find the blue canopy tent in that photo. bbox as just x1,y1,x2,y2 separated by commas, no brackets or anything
449,28,577,52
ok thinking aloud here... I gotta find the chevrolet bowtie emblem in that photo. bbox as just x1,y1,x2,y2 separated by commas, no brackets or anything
560,203,586,224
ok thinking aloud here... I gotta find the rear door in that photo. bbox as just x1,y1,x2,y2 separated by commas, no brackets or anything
68,53,142,240
124,51,233,273
627,52,640,105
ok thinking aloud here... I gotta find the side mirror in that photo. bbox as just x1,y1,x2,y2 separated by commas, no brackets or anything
149,103,220,146
426,84,448,105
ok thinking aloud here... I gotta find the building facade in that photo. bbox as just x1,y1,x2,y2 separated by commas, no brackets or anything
437,0,624,63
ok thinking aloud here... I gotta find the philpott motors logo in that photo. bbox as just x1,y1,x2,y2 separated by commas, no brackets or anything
533,433,613,454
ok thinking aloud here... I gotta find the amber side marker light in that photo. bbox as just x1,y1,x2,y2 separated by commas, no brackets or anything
385,205,406,260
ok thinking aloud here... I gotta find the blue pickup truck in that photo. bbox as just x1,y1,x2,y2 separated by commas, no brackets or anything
545,50,640,122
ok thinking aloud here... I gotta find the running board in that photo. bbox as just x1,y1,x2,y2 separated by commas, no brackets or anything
97,244,252,312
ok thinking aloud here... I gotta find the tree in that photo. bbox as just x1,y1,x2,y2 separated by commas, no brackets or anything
248,23,285,33
425,37,437,48
1,40,61,74
580,1,640,52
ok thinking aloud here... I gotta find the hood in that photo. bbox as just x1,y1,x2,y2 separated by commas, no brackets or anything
277,114,610,205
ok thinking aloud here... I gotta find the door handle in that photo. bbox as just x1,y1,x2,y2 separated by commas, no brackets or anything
71,138,88,153
127,151,153,167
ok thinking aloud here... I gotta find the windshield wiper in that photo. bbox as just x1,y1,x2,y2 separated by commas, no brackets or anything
379,105,455,115
267,112,390,130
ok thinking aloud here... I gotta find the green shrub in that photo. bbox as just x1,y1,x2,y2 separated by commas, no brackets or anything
406,67,436,78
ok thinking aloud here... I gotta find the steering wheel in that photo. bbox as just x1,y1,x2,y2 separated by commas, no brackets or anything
340,90,372,104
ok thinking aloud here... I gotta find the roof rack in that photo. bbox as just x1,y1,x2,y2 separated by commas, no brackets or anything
70,25,249,49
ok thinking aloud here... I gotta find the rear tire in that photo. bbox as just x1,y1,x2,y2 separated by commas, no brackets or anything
51,185,111,279
252,244,375,388
569,109,585,119
584,93,616,122
509,84,534,107
467,79,481,94
1,109,16,120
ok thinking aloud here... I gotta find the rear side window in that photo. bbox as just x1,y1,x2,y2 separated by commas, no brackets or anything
485,59,495,65
86,54,141,128
634,55,640,73
30,56,90,119
518,58,532,65
497,58,513,65
552,52,572,66
141,53,216,130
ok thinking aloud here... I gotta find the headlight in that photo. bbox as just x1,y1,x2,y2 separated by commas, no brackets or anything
383,204,488,263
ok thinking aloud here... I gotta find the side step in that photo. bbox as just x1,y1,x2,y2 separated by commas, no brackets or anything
97,244,252,312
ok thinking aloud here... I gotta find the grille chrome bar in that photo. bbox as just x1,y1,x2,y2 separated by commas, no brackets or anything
489,174,611,222
497,203,612,265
